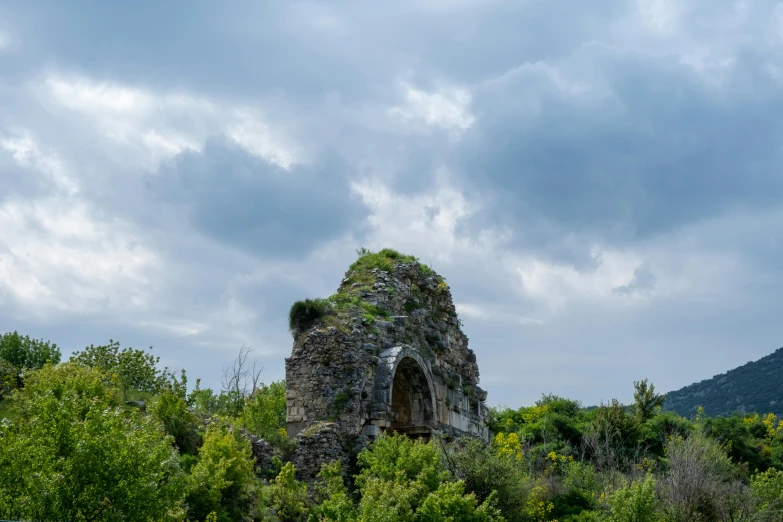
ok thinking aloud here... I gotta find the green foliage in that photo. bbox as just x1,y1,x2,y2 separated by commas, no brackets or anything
702,415,770,472
607,475,660,522
353,434,505,521
0,368,185,521
16,362,123,416
639,411,693,459
356,434,447,493
416,481,505,522
239,380,287,442
0,360,18,401
562,511,604,522
268,462,310,521
550,490,595,520
309,461,356,522
350,247,418,273
750,468,783,516
327,292,389,323
70,339,167,396
186,423,257,522
332,388,351,418
150,389,201,455
4,330,783,522
445,438,529,521
0,330,61,371
631,379,665,424
289,298,333,333
0,332,61,395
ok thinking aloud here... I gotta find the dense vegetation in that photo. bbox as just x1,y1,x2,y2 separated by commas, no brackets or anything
2,330,783,521
663,347,783,418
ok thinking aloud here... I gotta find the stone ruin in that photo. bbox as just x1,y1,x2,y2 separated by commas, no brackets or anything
285,252,489,478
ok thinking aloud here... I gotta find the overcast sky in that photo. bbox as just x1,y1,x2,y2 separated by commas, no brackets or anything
1,0,782,408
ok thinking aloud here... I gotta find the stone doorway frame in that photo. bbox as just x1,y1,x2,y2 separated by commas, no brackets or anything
371,346,437,438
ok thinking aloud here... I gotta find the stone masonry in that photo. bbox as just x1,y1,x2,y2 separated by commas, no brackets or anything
285,254,489,478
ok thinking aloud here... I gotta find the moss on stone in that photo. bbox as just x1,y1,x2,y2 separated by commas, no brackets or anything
288,248,439,338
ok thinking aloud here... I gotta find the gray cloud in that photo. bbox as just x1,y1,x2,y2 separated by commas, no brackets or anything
154,141,366,258
456,47,783,249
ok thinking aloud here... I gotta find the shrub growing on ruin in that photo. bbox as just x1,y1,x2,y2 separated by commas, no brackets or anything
289,298,332,333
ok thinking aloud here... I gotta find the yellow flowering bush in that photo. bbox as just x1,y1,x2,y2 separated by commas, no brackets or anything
522,405,550,424
761,413,783,439
495,432,523,461
545,450,574,475
525,483,556,522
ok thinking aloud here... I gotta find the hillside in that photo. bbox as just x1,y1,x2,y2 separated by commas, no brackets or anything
663,346,783,418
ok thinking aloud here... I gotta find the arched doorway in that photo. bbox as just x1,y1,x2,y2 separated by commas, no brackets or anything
389,356,435,439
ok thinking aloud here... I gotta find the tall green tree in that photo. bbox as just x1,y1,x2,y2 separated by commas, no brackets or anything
0,331,61,370
70,339,167,396
631,379,665,424
0,331,61,394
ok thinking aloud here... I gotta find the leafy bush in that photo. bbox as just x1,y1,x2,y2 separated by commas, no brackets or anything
416,481,504,522
0,371,185,521
268,462,309,521
750,468,783,517
150,389,201,455
702,415,769,472
607,475,660,522
550,490,595,519
309,461,356,522
445,437,529,521
186,424,257,522
16,363,123,416
240,380,287,442
289,298,332,333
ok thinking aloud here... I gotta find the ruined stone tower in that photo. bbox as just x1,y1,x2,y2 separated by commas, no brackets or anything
285,250,489,477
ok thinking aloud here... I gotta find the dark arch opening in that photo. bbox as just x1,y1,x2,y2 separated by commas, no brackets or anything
389,357,434,440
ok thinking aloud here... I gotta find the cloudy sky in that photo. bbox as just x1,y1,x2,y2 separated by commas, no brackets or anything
1,0,782,407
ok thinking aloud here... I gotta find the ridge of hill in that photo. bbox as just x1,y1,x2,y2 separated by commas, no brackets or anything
663,346,783,418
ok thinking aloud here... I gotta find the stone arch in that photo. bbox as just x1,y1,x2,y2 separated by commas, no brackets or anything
373,346,436,438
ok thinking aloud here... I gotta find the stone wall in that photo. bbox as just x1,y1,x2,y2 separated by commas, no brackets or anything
285,254,489,478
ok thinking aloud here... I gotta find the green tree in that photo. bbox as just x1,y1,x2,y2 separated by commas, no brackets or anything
70,339,166,396
631,379,665,424
0,331,61,392
0,364,185,521
0,331,61,370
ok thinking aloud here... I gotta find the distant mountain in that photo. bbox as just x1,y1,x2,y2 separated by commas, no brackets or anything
663,347,783,418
